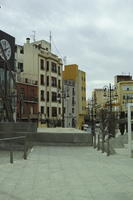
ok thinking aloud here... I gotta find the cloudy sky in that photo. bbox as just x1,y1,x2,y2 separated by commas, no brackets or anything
0,0,133,98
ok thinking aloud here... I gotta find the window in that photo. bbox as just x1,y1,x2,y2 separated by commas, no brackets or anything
46,61,49,71
52,92,57,102
52,107,57,117
47,76,49,86
58,80,61,89
72,108,74,113
41,106,44,114
47,107,49,117
59,107,61,115
51,62,57,73
18,62,23,72
41,90,45,101
40,59,44,70
40,74,44,85
47,91,49,102
57,93,61,103
20,88,24,96
58,66,61,75
51,77,57,87
20,47,24,54
123,85,133,91
72,97,75,105
72,88,75,96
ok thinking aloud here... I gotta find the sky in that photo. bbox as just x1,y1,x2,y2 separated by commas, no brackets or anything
0,0,133,98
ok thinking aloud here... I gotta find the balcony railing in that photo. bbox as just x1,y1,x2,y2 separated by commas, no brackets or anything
23,96,38,103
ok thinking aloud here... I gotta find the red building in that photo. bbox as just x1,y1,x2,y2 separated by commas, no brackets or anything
17,79,38,121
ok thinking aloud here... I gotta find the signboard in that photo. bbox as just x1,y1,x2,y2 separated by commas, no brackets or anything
0,30,15,71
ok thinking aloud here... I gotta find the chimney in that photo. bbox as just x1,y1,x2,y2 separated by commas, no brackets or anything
26,38,30,44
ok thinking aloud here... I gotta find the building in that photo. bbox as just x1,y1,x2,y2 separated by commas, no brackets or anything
92,89,106,120
114,75,132,84
63,64,86,129
15,38,63,126
117,80,133,114
16,76,38,121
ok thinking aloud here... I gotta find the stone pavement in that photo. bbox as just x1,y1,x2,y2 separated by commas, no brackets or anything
0,146,133,200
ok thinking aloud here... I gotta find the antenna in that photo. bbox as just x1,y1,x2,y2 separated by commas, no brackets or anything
49,31,52,51
32,30,36,42
63,56,67,65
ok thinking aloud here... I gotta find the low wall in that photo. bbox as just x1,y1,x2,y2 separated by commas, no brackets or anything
0,132,92,146
0,122,37,132
32,132,93,146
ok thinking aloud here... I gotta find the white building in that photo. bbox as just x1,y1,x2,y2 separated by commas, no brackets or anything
15,38,63,126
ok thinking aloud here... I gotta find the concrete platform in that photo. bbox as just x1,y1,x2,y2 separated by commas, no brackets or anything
37,127,88,133
0,146,133,200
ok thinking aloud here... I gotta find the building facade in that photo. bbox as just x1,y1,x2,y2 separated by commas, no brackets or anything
117,81,133,113
16,77,38,121
15,38,63,126
63,64,86,129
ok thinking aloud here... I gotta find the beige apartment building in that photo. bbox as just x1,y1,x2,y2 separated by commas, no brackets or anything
15,38,63,126
92,89,106,119
63,64,86,129
117,80,133,113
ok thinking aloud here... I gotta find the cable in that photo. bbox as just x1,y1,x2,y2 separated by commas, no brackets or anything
51,37,63,60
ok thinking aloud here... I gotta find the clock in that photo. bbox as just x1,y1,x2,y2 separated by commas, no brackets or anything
0,39,11,60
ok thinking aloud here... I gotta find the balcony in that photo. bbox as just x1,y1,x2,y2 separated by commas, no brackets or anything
21,113,38,119
23,96,38,103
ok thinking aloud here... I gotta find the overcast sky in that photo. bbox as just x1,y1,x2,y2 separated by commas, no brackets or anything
0,0,133,98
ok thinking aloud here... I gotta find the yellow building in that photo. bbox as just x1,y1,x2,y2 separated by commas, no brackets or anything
63,64,86,129
117,80,133,113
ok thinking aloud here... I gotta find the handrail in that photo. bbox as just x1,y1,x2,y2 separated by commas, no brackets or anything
0,136,28,164
0,136,26,141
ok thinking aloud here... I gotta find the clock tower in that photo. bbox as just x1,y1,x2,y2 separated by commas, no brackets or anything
0,30,16,121
0,30,15,70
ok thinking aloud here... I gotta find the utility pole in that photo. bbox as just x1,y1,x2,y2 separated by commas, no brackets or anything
128,103,132,158
49,31,52,52
32,31,36,42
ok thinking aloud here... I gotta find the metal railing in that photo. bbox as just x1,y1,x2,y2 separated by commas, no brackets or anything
0,136,28,164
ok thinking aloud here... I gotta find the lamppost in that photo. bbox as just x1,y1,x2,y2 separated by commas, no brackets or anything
57,87,69,128
89,98,96,148
103,83,117,156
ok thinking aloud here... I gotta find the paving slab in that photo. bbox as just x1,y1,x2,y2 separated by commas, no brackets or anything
0,146,133,200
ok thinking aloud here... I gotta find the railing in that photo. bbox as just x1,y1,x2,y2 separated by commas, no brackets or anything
0,136,28,164
23,96,38,102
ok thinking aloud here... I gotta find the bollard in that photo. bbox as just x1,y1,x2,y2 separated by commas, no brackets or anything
97,135,100,151
107,137,110,156
93,134,96,148
23,138,27,160
10,150,13,164
101,135,105,153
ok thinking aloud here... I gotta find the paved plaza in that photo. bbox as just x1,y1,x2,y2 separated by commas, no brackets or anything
0,146,133,200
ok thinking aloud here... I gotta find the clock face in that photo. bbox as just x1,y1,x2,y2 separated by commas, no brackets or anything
0,39,11,60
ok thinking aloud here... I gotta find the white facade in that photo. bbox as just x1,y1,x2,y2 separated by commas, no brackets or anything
16,38,63,126
63,80,77,128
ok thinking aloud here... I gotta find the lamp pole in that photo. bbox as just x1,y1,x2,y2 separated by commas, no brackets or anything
103,83,117,156
90,98,96,148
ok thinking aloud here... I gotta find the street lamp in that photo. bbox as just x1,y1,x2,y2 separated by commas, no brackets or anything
57,88,69,128
103,83,118,156
89,98,96,148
